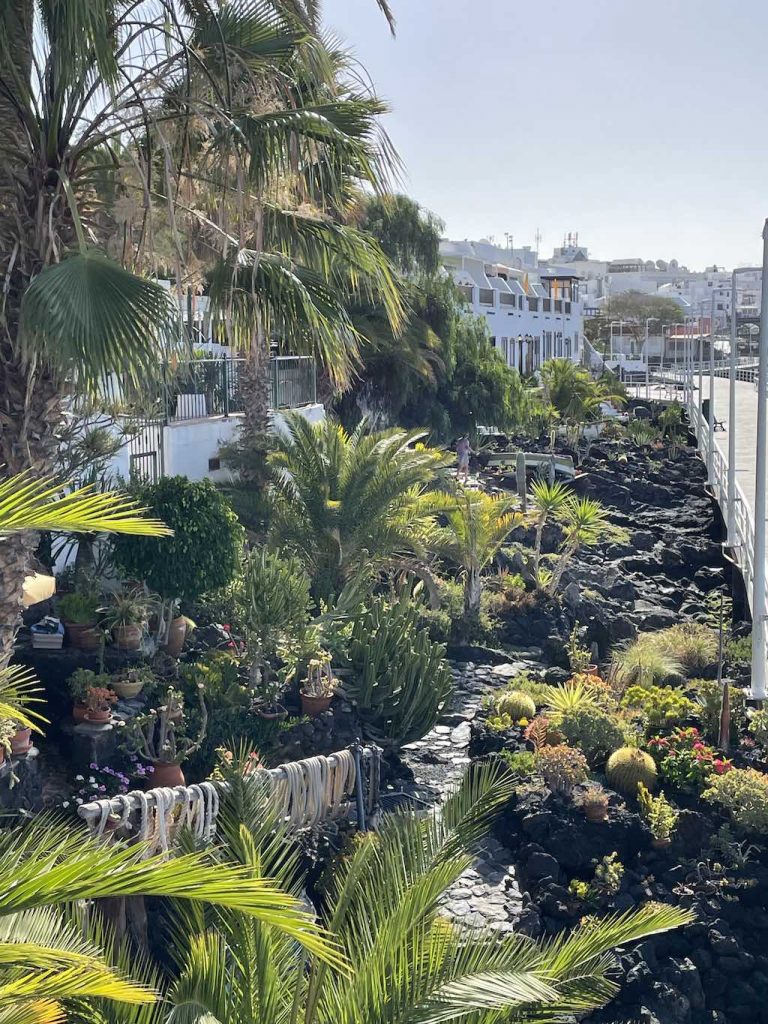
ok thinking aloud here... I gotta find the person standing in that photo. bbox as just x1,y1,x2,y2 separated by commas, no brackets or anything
456,435,472,482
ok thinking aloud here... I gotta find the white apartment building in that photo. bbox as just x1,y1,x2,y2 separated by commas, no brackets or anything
440,240,583,373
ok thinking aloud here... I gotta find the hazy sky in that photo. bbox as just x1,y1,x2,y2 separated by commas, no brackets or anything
324,0,768,270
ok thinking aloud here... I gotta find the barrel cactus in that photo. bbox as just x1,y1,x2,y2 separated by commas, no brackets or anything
606,747,657,795
494,690,536,722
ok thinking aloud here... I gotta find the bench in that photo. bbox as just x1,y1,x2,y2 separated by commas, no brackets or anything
484,452,576,478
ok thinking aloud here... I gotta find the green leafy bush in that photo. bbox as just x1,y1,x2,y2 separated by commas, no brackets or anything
419,578,501,645
748,708,768,748
500,750,537,776
704,768,768,834
693,679,747,743
621,685,695,729
486,712,514,733
58,591,99,624
345,589,453,747
637,782,679,842
113,476,244,602
726,633,752,667
535,744,588,795
557,707,624,767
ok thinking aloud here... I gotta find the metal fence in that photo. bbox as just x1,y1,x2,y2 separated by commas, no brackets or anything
165,355,316,422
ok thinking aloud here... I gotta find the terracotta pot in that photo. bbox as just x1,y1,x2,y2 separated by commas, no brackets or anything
150,760,185,787
0,747,5,766
300,691,333,717
65,622,101,650
112,624,143,650
163,616,188,657
112,679,144,700
84,708,112,724
256,704,287,721
651,837,672,850
10,728,32,755
72,701,88,723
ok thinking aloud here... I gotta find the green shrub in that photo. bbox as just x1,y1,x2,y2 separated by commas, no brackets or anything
637,782,678,842
726,634,752,667
647,727,732,791
113,476,244,603
486,712,514,733
704,768,768,834
535,744,588,795
557,707,624,767
621,685,695,729
493,690,536,722
748,708,768,747
500,750,537,777
58,591,99,624
693,679,747,743
612,635,682,688
605,747,657,795
345,589,453,747
419,578,500,645
507,671,550,706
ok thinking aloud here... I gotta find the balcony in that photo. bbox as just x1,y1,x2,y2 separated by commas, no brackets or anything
527,298,539,313
500,293,516,307
479,288,495,306
542,299,551,312
554,300,563,313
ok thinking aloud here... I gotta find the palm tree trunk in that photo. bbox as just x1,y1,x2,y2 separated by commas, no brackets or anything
237,340,272,473
0,0,64,666
464,567,482,618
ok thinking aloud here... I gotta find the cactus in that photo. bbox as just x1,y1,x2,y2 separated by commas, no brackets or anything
494,690,536,722
606,747,657,795
346,589,453,747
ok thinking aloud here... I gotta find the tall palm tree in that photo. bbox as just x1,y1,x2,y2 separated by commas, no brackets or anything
87,759,692,1024
0,1,401,664
267,413,450,600
433,490,521,619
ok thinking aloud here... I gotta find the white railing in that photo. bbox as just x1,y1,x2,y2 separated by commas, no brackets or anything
683,377,757,613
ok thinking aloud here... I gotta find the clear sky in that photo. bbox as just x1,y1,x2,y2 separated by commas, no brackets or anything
323,0,768,270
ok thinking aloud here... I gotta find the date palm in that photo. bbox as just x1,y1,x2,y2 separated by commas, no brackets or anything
432,490,521,619
267,412,450,600
0,0,401,663
86,759,692,1024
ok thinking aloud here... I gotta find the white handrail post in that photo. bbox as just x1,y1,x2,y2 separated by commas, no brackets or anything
751,220,768,701
728,269,738,543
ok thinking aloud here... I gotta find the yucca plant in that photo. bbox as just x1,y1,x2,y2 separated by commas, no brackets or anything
547,495,622,597
528,478,572,581
82,758,693,1024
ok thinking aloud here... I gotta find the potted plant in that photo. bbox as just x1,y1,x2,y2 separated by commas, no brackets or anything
83,686,118,724
67,668,112,722
111,665,155,700
10,722,33,756
124,684,207,787
249,659,287,720
300,655,337,717
58,591,101,650
101,588,150,651
579,784,609,824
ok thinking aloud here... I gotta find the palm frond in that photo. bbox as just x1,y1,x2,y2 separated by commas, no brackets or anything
0,473,171,537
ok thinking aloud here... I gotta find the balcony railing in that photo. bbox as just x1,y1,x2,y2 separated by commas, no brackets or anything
479,288,495,306
160,356,317,422
500,293,516,306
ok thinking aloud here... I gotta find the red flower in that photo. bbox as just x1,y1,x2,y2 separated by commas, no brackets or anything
693,742,705,751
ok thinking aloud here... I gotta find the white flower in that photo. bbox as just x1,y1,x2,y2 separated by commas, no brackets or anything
62,801,70,808
75,775,84,781
75,798,83,804
88,776,96,783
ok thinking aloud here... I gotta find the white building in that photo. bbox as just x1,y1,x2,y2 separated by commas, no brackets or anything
440,240,584,373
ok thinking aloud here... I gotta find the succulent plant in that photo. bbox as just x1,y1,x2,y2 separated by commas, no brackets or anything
536,744,588,795
493,689,536,722
606,747,657,796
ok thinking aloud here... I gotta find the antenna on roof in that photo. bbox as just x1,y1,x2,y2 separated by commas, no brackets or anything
535,228,542,254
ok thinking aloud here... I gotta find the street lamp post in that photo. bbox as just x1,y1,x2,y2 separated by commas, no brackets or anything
645,317,661,399
751,221,768,701
707,292,717,480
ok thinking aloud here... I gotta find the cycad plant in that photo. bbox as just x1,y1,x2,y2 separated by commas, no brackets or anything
267,413,450,600
84,758,693,1024
433,490,521,619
